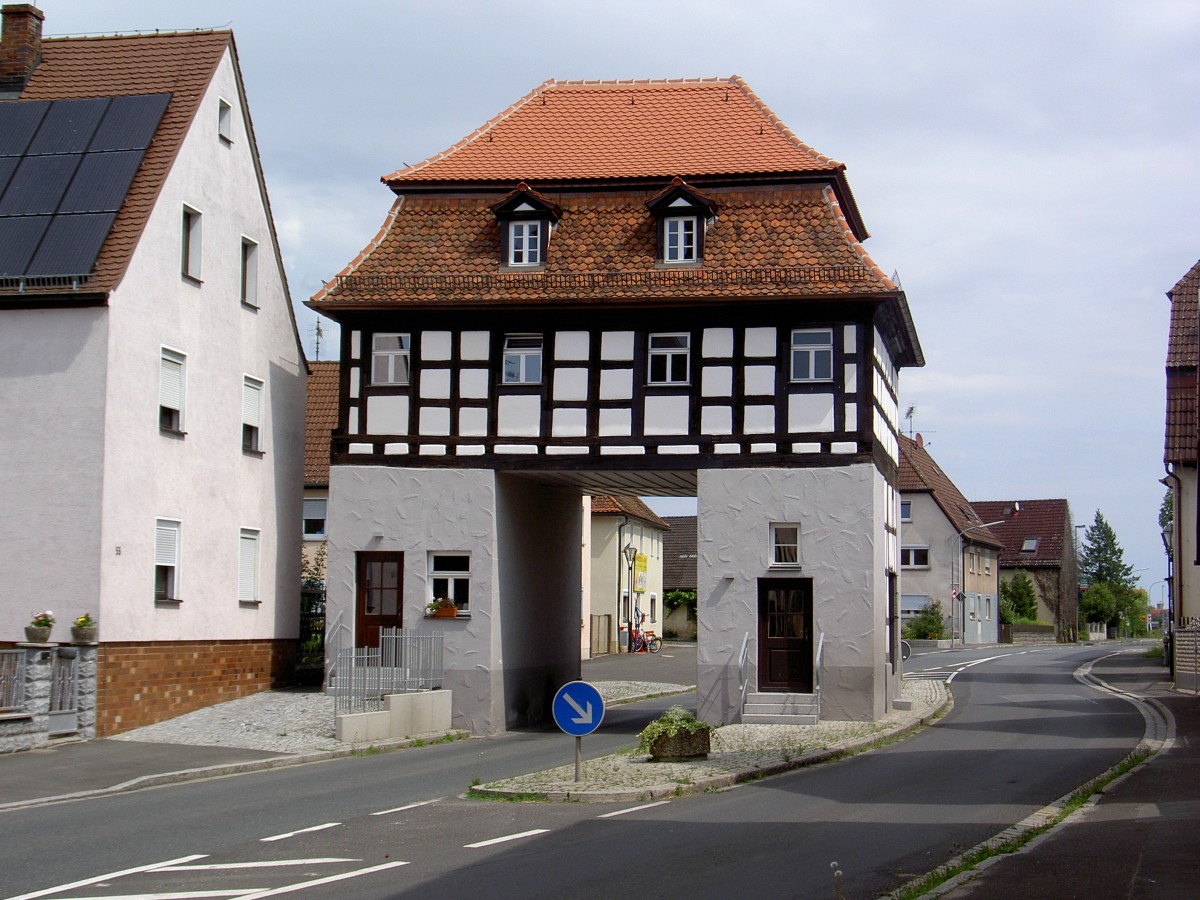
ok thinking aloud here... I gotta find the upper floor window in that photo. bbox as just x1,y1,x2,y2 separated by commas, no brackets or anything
900,546,930,568
303,498,327,539
791,328,833,382
240,238,258,307
372,333,411,385
508,221,542,266
770,523,801,567
159,348,186,434
492,183,561,270
238,528,260,603
155,518,181,602
218,98,233,142
648,333,690,385
181,204,202,281
664,216,697,262
242,375,263,453
900,500,912,522
502,334,542,384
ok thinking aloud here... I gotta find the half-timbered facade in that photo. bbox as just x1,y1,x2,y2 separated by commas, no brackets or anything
310,77,923,732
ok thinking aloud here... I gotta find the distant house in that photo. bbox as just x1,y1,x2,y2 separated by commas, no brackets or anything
898,435,1002,643
1163,258,1200,629
971,499,1079,639
587,496,669,655
303,360,340,573
0,5,306,734
663,515,698,593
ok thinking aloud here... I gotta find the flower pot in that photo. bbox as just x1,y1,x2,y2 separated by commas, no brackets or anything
71,626,98,642
24,625,52,643
648,728,710,761
434,606,458,618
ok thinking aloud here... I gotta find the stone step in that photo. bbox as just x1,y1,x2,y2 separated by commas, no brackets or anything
743,701,820,716
741,712,820,726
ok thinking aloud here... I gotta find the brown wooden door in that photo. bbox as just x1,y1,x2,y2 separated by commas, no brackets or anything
757,578,814,692
356,552,403,648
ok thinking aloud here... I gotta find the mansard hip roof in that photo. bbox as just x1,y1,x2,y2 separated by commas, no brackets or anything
384,77,844,186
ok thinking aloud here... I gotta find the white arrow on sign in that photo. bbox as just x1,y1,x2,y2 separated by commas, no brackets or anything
564,692,593,725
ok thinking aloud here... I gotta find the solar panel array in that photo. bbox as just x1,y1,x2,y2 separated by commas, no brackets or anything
0,92,170,282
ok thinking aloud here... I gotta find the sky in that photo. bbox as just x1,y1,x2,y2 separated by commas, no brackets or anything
41,0,1200,594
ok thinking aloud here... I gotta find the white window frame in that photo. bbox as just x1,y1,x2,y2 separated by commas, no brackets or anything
900,546,930,569
217,97,232,142
790,328,834,382
240,237,258,307
303,498,327,539
181,204,202,280
770,522,801,568
242,375,263,453
159,348,186,433
900,500,912,522
663,215,697,262
430,553,471,613
371,333,411,385
155,518,181,602
238,528,260,603
502,334,542,384
508,220,542,266
648,332,690,385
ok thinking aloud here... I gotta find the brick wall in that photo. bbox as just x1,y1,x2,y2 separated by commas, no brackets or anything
96,640,296,736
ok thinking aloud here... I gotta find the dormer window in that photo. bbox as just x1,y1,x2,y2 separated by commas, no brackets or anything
492,183,562,271
648,178,717,266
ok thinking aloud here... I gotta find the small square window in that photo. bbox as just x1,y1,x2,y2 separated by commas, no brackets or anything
648,333,690,385
159,348,185,434
181,205,202,280
770,523,801,567
218,97,232,142
372,333,411,385
430,553,470,613
791,328,833,382
508,221,542,266
502,334,542,384
1021,538,1039,553
664,216,697,262
242,376,263,452
240,238,258,307
303,498,327,539
155,519,181,601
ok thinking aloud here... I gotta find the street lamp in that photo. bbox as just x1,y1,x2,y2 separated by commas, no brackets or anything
623,542,637,653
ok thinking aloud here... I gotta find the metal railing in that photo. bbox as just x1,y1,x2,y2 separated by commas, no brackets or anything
324,608,348,689
814,631,825,705
331,628,444,716
737,631,751,713
0,650,26,713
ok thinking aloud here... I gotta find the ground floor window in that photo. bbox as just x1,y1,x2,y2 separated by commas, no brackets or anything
430,553,470,612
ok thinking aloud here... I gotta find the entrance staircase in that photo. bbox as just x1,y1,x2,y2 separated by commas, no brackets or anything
741,692,819,725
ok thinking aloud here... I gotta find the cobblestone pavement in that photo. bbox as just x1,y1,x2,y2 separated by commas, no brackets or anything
108,680,694,755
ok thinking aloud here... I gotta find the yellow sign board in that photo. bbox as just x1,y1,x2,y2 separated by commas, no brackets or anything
634,553,648,593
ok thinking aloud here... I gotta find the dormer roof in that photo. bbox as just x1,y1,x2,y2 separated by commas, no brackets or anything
646,177,717,218
490,182,562,222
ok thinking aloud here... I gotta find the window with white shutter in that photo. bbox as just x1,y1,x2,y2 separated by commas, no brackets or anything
242,376,263,452
239,528,260,602
155,519,181,601
159,349,185,433
303,498,327,538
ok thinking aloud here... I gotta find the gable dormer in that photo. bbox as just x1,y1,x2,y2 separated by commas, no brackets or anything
491,182,562,270
646,178,717,266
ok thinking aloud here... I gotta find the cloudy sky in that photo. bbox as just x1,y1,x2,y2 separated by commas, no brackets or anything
43,0,1199,593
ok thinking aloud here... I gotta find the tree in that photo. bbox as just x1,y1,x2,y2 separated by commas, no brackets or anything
1159,490,1173,531
1000,571,1039,621
1079,510,1136,590
1079,582,1119,625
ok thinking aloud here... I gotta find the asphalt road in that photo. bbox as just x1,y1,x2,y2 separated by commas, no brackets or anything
1,643,1147,899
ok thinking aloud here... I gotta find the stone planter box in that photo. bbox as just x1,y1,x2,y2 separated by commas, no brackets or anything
648,728,710,761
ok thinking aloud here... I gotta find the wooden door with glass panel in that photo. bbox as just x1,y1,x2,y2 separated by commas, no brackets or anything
757,577,814,692
356,552,403,648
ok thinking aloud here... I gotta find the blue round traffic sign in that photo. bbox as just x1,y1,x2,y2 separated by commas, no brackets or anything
552,680,605,737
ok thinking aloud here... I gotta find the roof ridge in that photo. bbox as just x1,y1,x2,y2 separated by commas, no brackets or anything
311,197,406,304
45,29,232,41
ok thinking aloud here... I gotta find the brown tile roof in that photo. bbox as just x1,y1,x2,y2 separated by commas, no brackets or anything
662,515,697,592
898,434,1002,549
1164,258,1199,463
304,360,339,485
971,499,1071,569
5,29,230,297
311,186,895,308
385,77,843,185
590,495,669,530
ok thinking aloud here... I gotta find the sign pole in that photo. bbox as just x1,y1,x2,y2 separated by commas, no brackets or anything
553,681,605,785
575,736,582,782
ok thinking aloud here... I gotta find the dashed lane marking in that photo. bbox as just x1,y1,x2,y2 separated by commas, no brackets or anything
598,801,671,818
464,829,550,848
259,822,340,842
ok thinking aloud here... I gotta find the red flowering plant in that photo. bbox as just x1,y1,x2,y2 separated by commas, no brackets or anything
29,610,55,628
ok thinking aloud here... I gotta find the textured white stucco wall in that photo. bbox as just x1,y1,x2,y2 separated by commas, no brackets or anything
697,465,894,724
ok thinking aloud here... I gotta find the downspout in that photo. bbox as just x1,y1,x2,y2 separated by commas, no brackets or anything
617,516,629,652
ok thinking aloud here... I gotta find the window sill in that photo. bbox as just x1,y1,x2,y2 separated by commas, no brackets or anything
655,259,702,269
240,599,262,607
424,612,471,619
242,448,265,458
181,274,203,286
0,711,32,721
499,264,546,274
219,134,233,146
155,597,182,606
160,426,187,439
241,300,259,311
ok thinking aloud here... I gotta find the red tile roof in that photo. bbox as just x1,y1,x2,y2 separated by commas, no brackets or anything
662,515,697,592
898,434,1001,549
6,30,231,298
304,360,339,484
590,495,669,530
385,77,843,185
970,499,1072,569
1165,258,1200,463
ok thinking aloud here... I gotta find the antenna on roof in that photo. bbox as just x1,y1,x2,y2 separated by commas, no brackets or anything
312,320,324,362
904,405,916,438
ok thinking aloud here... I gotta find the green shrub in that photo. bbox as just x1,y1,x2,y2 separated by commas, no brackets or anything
902,599,946,640
637,706,711,754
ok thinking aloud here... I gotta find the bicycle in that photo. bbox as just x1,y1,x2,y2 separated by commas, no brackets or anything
900,639,911,661
630,629,663,653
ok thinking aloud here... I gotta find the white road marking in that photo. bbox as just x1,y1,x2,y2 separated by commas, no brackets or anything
62,892,254,899
236,861,410,898
598,801,670,818
6,855,208,900
464,829,550,848
371,798,442,815
159,858,357,871
259,822,340,842
946,653,1012,682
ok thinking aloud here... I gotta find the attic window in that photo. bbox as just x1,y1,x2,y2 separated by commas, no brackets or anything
218,97,232,142
647,179,717,266
1021,538,1039,553
492,184,562,271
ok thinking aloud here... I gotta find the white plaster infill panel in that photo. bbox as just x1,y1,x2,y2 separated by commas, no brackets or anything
600,369,633,400
422,331,452,360
552,407,587,437
497,394,541,437
644,395,689,435
459,407,488,436
601,331,635,360
553,368,588,401
744,327,776,357
367,395,410,435
420,369,451,399
419,406,451,436
349,367,360,399
350,331,361,359
844,363,857,393
788,393,834,432
555,331,589,360
702,366,732,397
844,324,857,354
701,406,732,435
598,407,631,436
703,327,734,357
460,331,489,360
743,405,775,434
459,368,489,399
744,366,775,396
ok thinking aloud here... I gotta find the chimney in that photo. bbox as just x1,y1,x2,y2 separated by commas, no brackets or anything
0,4,44,96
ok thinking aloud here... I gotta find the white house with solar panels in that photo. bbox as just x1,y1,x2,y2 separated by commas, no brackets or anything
0,5,305,737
